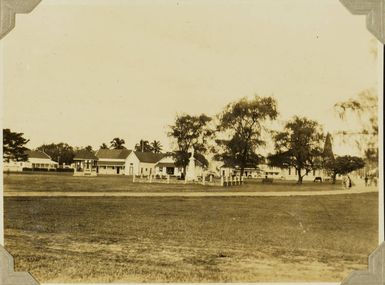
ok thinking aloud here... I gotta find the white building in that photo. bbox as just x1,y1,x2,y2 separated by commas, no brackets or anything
218,162,329,181
124,151,166,176
154,155,183,177
3,150,58,172
95,148,132,175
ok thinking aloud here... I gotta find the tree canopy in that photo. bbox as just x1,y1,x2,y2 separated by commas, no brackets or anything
3,129,30,162
327,155,365,183
334,89,378,167
168,114,213,173
100,143,109,149
135,140,153,152
37,142,75,165
215,96,278,175
268,116,324,184
151,140,163,153
110,138,126,149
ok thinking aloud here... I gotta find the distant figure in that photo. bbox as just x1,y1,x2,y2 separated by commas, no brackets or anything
347,175,352,188
373,176,378,187
364,175,369,187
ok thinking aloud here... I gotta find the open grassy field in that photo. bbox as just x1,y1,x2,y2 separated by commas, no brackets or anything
4,193,378,282
3,172,346,193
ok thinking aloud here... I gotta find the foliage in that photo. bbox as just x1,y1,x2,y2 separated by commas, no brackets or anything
151,140,163,153
37,142,75,165
110,138,126,149
168,114,213,171
334,89,378,164
215,96,278,174
327,155,365,183
84,145,93,152
3,129,30,162
100,143,109,149
135,140,153,152
268,116,324,184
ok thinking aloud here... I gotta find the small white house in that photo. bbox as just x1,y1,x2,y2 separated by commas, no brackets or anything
3,150,58,172
124,151,166,176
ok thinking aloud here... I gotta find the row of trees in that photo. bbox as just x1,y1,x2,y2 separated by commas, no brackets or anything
167,94,372,184
3,130,165,166
4,89,376,183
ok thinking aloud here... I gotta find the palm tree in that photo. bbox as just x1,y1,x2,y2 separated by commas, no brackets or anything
151,140,163,153
110,138,126,149
100,143,109,149
135,139,152,152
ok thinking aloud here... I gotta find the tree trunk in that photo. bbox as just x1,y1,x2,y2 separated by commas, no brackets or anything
297,168,303,184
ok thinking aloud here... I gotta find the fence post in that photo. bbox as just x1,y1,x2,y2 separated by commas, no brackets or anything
221,175,224,186
167,175,170,184
202,174,205,185
149,174,152,183
133,174,135,183
210,175,213,182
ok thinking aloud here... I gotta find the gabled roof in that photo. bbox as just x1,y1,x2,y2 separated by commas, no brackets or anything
74,150,98,160
134,151,166,163
96,149,132,160
26,150,52,160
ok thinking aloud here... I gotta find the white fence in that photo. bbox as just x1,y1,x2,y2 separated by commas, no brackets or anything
132,174,244,187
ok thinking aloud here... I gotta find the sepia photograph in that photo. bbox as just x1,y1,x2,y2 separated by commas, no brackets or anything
0,0,383,283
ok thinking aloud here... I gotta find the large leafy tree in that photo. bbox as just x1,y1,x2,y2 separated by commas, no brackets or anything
37,143,75,165
110,137,126,149
334,89,378,170
215,96,278,175
3,129,30,162
168,114,213,174
327,155,365,183
268,116,324,184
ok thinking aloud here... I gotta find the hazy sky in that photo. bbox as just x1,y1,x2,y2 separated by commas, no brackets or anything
1,0,379,155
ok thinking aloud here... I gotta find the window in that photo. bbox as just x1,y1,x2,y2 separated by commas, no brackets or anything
141,168,143,173
288,168,291,175
159,167,163,172
313,169,316,176
295,169,298,175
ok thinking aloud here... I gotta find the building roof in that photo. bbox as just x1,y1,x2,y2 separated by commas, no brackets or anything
96,148,132,160
155,162,176,168
26,150,52,160
74,150,98,160
134,151,166,163
97,161,125,166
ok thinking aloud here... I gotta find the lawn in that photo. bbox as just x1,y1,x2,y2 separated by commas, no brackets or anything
4,193,378,282
3,172,346,193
